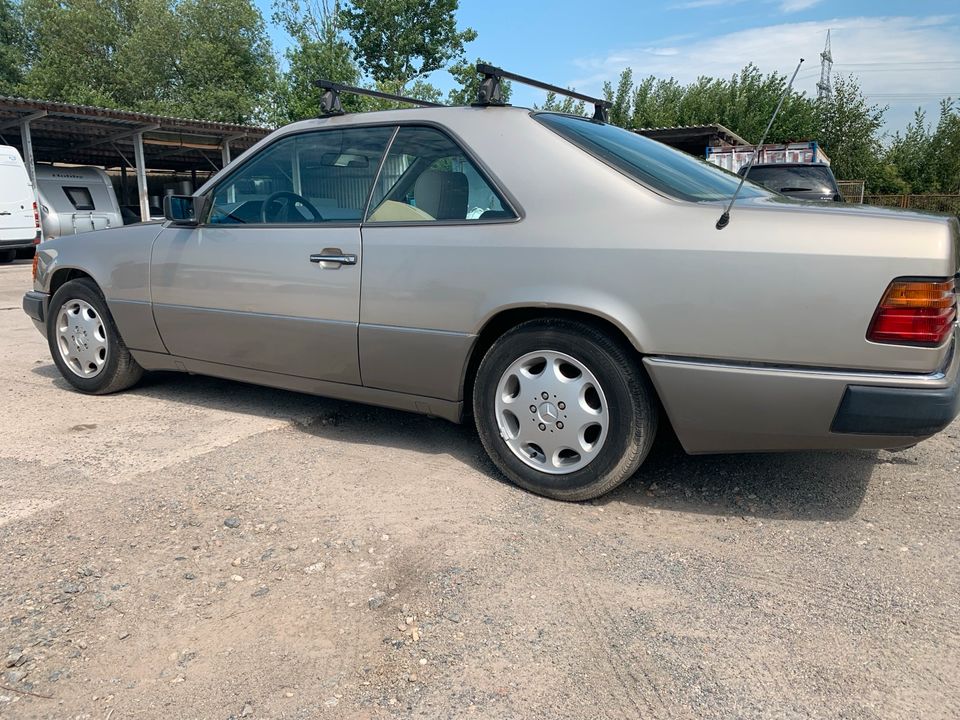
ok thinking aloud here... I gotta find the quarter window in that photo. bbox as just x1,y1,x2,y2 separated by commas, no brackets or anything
208,126,393,225
367,126,513,223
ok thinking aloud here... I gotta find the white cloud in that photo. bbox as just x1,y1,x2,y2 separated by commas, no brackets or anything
567,15,960,133
670,0,821,13
780,0,822,12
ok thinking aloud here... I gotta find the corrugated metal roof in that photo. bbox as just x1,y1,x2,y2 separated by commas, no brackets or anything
0,95,273,171
0,95,270,133
633,123,750,147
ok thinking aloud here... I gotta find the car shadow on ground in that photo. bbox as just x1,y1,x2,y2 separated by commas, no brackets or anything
32,365,885,521
602,428,881,521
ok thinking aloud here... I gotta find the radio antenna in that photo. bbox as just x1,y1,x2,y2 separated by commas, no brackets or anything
716,58,804,230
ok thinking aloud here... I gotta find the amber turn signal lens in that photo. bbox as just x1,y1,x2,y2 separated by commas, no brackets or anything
880,279,955,309
868,277,957,346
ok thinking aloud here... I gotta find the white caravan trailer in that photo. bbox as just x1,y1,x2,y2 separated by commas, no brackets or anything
35,165,123,240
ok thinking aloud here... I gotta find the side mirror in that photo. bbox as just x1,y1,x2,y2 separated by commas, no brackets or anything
163,195,199,224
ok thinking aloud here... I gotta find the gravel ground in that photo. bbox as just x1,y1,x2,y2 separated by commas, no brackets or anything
1,259,958,719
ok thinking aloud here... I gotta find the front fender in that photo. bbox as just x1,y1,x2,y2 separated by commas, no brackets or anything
36,223,168,353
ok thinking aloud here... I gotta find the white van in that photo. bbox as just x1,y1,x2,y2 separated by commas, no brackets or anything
0,145,40,263
35,165,124,240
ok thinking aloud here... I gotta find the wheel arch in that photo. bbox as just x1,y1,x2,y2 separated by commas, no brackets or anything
48,267,101,298
461,306,648,418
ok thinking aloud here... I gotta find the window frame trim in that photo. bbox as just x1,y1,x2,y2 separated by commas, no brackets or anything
197,119,523,229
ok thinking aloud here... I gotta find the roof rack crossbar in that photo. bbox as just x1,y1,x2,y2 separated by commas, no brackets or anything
314,79,445,116
474,63,612,122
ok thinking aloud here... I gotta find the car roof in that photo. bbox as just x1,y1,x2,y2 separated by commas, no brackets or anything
278,104,536,134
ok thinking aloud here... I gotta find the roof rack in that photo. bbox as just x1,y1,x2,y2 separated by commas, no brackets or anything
314,79,446,116
474,63,612,122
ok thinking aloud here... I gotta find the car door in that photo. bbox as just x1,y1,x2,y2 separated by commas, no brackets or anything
151,125,394,384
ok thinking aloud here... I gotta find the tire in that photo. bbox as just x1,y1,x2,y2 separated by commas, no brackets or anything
46,278,143,394
0,250,15,264
473,319,657,501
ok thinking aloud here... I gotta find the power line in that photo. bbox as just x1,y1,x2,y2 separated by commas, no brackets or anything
835,61,960,67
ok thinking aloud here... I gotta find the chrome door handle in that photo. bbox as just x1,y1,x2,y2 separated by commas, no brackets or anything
310,250,357,266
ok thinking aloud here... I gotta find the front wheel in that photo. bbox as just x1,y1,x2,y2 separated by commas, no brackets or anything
46,278,143,394
473,319,657,501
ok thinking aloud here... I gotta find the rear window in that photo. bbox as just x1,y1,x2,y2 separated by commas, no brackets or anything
64,186,95,211
535,113,769,202
741,165,838,195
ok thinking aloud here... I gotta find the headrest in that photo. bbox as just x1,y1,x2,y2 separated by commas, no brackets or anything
414,170,468,220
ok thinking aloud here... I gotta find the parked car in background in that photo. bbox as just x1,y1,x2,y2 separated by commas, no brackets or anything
0,145,41,263
35,165,124,240
739,162,844,202
22,105,960,501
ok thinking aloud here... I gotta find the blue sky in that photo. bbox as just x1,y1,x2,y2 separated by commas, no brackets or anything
257,0,960,135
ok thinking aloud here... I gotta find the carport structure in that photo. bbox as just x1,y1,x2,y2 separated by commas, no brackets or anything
0,96,271,221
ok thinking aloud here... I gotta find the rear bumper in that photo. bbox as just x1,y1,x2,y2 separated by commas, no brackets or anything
23,291,48,334
644,332,960,454
831,380,960,436
0,237,36,250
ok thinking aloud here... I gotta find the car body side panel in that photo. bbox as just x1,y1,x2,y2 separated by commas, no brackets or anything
150,224,363,384
355,109,956,404
33,222,167,353
358,324,475,400
129,349,463,422
108,299,166,353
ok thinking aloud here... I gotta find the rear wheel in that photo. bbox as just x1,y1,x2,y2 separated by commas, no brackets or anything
473,319,657,501
0,250,15,264
46,278,143,394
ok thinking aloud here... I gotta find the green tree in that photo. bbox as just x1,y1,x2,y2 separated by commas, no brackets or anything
815,74,886,188
538,91,586,116
928,99,960,193
0,0,24,92
615,65,816,142
19,0,275,122
270,0,360,123
20,0,133,106
339,0,476,93
885,108,935,193
170,0,277,122
602,67,633,127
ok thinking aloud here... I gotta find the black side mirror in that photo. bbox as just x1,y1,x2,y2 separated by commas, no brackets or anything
163,195,199,224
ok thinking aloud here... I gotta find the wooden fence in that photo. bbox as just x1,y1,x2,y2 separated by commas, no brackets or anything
861,194,960,215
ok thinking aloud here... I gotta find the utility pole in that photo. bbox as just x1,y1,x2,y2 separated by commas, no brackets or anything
817,29,833,102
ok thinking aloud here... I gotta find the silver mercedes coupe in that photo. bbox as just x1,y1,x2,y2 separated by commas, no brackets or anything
23,98,960,500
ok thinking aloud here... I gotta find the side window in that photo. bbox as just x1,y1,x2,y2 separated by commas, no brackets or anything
367,126,513,223
208,126,393,225
64,187,95,211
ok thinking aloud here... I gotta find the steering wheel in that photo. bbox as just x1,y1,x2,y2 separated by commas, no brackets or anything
260,191,324,223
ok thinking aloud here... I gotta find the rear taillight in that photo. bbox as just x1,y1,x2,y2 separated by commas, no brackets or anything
867,277,957,346
31,252,38,281
33,201,41,244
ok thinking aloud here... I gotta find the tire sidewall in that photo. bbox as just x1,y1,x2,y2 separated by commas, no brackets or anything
474,323,644,498
47,279,126,393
